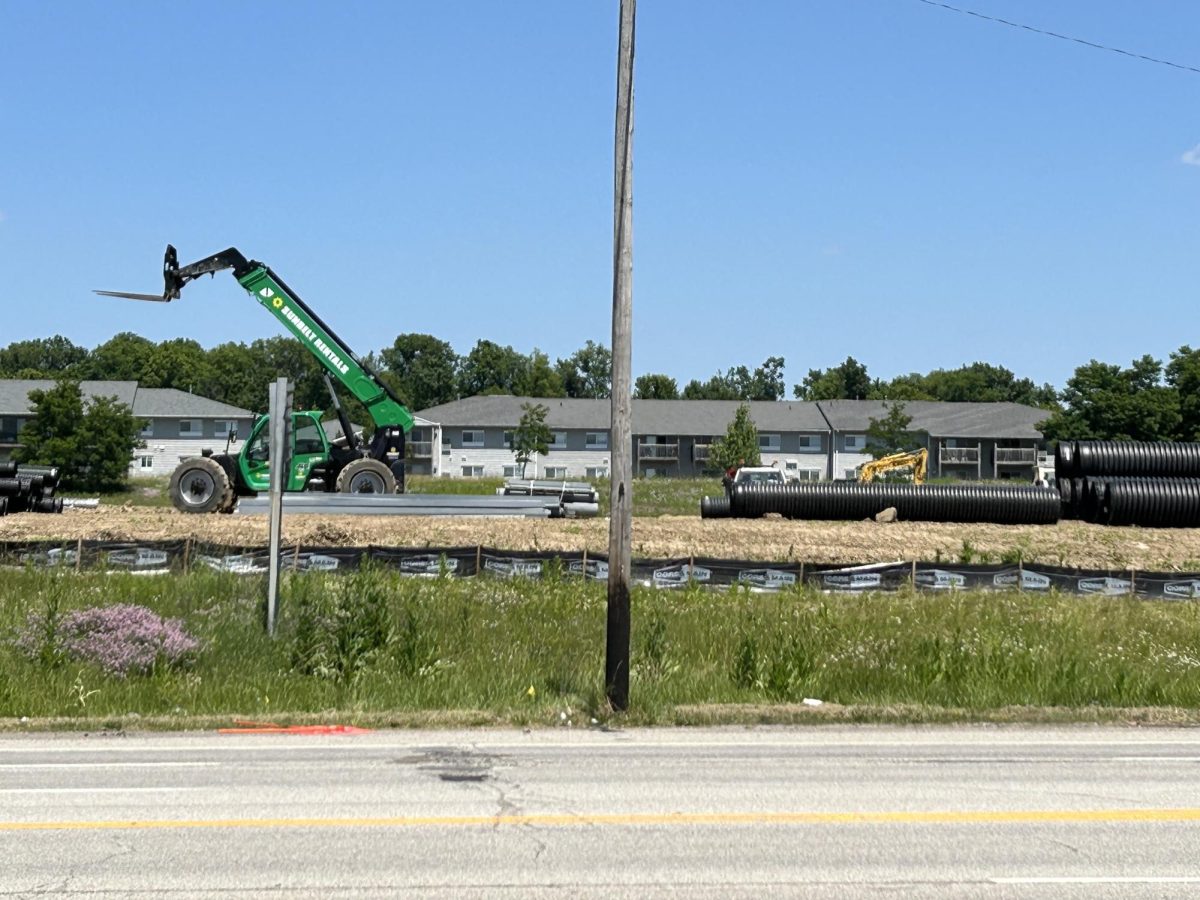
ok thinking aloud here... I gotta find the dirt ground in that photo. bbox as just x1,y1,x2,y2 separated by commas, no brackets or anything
3,506,1200,570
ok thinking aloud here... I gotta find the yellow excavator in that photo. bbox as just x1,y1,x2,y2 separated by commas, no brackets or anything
858,448,928,484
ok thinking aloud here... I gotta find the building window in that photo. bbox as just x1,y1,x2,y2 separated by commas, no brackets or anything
548,431,567,449
442,436,452,455
797,434,820,451
179,419,201,438
502,465,523,478
795,469,821,481
139,456,154,469
586,432,608,450
759,433,781,452
503,430,515,449
214,420,234,438
844,434,866,451
462,430,484,448
461,465,484,477
843,468,858,480
140,420,154,438
586,466,609,479
544,466,568,479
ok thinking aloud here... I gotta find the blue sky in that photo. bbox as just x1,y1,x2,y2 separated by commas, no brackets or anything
3,1,1199,394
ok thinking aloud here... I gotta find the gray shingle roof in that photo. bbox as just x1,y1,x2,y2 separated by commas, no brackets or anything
131,388,252,418
0,380,252,418
416,395,1050,440
418,396,829,435
817,400,1049,440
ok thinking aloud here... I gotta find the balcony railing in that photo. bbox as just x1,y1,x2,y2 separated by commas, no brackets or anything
995,448,1036,465
408,441,433,458
692,443,712,462
638,442,679,460
940,447,980,465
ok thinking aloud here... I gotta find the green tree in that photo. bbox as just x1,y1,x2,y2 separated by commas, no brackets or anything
202,341,272,412
868,373,934,401
865,401,924,459
512,402,552,477
1166,345,1200,441
16,380,143,492
921,362,1058,408
1039,355,1180,441
555,340,612,399
457,340,528,397
710,403,761,472
634,373,679,400
793,356,871,401
83,332,155,381
0,336,88,378
251,336,326,412
141,338,213,392
682,372,741,401
74,395,144,491
380,333,460,411
515,349,566,397
683,357,786,401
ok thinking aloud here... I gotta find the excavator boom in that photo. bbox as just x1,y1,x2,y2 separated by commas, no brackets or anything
858,448,928,484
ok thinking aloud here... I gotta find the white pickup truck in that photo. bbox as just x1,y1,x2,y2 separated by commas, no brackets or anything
724,465,791,495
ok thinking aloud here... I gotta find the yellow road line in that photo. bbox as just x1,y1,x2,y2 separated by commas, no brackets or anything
3,808,1200,832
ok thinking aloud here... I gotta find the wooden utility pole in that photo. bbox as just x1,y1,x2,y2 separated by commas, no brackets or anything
606,0,636,711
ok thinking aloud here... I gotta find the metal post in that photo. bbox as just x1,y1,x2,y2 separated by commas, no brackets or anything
606,0,636,712
266,377,291,636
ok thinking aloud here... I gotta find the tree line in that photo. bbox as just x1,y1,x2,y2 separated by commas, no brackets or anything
5,333,1200,442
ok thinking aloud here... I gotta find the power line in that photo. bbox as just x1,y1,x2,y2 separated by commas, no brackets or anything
914,0,1200,76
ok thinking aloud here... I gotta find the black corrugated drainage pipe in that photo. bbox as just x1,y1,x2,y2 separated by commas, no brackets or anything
700,495,731,519
1102,479,1200,527
1063,441,1200,478
727,483,1061,525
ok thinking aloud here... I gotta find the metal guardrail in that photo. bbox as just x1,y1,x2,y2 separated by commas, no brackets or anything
638,443,679,460
940,447,980,464
996,448,1037,464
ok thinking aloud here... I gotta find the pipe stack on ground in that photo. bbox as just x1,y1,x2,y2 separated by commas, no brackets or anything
1055,440,1200,527
0,461,64,516
702,482,1061,525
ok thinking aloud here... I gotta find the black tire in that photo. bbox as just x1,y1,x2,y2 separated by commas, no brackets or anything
169,457,234,514
335,458,397,494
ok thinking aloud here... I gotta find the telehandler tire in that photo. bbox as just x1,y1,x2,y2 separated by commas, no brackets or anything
336,458,397,494
169,457,234,514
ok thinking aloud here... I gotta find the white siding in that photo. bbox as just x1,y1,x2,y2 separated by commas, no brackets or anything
448,449,612,479
832,451,872,480
129,438,241,478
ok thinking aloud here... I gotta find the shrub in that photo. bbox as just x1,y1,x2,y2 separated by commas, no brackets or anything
17,604,199,678
289,567,392,681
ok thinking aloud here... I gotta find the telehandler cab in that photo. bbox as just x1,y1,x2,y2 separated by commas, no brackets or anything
98,246,414,513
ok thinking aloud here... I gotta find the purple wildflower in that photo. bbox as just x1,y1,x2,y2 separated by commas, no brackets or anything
17,604,200,678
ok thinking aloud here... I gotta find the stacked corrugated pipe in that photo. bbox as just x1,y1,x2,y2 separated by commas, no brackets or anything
702,481,1061,525
0,461,64,516
1055,440,1200,527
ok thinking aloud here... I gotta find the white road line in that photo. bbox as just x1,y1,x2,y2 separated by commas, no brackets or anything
998,877,1200,885
0,787,201,794
0,762,219,769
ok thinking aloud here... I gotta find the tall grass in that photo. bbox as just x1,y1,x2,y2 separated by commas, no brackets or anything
3,567,1200,722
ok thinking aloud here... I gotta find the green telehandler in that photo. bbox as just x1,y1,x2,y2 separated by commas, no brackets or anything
98,246,415,513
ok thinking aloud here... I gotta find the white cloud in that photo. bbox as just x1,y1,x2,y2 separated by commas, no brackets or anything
1181,144,1200,166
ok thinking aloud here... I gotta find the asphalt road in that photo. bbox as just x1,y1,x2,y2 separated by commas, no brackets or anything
4,725,1200,898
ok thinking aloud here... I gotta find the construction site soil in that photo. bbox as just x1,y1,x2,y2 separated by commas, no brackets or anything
3,507,1200,571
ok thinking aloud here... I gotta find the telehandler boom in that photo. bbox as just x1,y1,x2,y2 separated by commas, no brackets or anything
98,246,414,512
